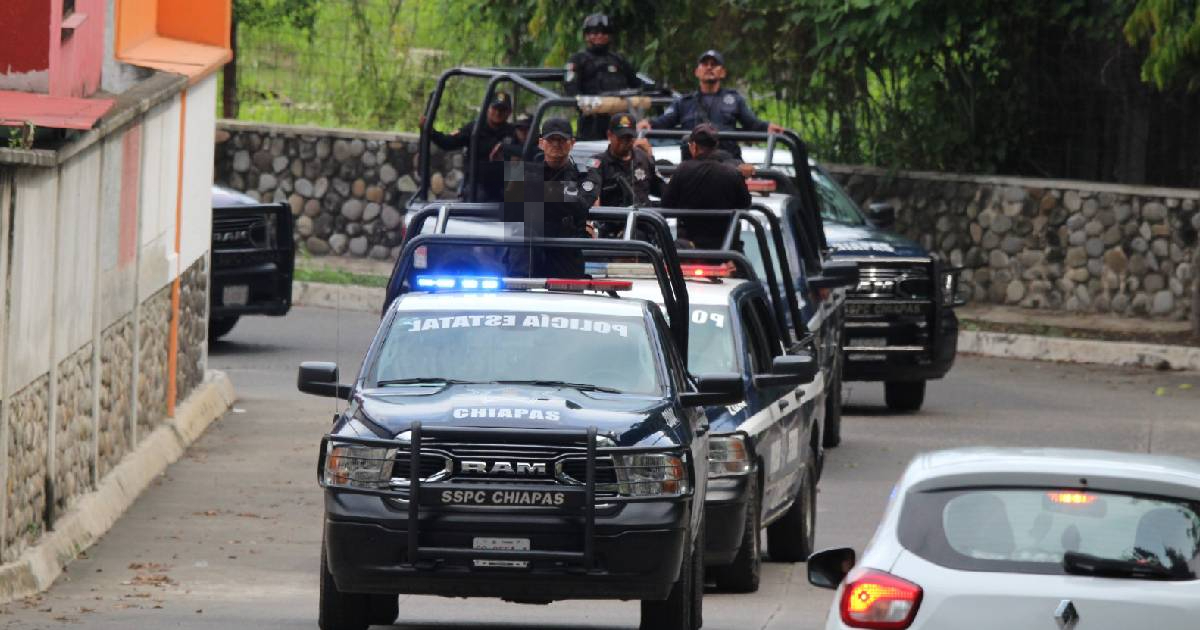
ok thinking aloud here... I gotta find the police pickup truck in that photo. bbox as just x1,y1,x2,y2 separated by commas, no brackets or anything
209,186,295,340
304,214,736,630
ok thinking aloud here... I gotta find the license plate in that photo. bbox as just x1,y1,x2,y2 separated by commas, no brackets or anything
849,336,887,349
473,537,529,568
423,487,581,509
223,284,249,306
847,302,926,316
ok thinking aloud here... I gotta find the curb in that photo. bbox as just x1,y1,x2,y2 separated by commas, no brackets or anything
291,281,1200,372
0,371,236,604
293,281,383,314
959,330,1200,372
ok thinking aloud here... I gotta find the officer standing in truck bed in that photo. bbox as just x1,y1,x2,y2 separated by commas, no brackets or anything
588,113,664,207
564,13,641,140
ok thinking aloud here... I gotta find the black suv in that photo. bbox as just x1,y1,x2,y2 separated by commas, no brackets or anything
209,186,294,339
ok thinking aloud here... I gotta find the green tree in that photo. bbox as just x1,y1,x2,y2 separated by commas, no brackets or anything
1125,0,1200,90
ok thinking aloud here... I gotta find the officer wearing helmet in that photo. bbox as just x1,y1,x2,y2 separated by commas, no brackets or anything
638,50,784,159
565,13,641,140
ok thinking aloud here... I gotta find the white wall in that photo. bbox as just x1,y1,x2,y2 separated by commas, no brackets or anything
97,130,136,330
54,144,102,363
7,170,58,392
137,98,181,301
179,75,216,270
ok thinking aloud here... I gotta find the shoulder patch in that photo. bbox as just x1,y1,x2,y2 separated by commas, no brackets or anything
589,158,602,169
723,93,736,105
582,180,595,192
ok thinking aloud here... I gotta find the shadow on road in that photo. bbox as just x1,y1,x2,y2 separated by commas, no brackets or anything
209,338,291,356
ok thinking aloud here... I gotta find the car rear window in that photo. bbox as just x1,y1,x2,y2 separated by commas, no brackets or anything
899,488,1200,578
685,306,737,375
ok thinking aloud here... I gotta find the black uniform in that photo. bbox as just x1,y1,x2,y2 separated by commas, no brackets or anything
428,120,516,200
503,158,601,277
649,89,769,159
661,154,751,248
588,147,664,207
564,47,640,140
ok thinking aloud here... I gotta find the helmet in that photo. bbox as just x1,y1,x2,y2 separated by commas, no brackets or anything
582,13,612,33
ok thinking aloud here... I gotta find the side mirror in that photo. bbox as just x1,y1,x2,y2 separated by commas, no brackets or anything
809,259,860,291
679,373,744,408
753,352,819,388
298,361,352,399
867,202,896,229
808,547,857,589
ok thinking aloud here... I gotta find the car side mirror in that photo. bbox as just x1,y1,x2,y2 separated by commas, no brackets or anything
298,361,352,399
867,202,896,229
679,373,743,408
808,259,859,291
808,547,857,589
753,352,819,388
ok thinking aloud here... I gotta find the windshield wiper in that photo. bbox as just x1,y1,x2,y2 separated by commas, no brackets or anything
1063,551,1178,580
494,379,623,394
375,378,479,387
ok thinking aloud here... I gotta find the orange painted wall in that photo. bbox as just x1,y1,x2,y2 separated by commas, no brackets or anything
115,0,158,54
156,0,230,49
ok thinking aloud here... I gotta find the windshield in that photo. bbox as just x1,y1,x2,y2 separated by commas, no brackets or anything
899,488,1200,579
686,305,738,374
810,166,866,226
371,310,663,395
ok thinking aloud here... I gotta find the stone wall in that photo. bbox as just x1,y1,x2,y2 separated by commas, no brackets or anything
53,343,95,516
98,316,133,478
4,376,49,563
136,286,171,439
214,121,461,260
176,257,208,403
827,165,1199,322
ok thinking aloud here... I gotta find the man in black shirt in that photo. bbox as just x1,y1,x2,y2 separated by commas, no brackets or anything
564,13,641,140
662,124,751,248
423,91,515,200
588,113,664,207
503,118,601,277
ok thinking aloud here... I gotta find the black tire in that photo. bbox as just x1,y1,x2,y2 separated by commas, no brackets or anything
822,365,843,448
711,475,761,593
640,527,697,630
885,380,926,413
208,315,239,341
319,541,368,630
766,457,816,563
367,593,399,626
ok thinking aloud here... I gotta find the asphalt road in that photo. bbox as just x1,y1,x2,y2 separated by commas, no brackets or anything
3,305,1199,629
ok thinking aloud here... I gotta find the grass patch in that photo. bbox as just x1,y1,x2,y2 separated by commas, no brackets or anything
295,268,389,288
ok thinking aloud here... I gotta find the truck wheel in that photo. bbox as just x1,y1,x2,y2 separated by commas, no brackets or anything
711,475,761,593
640,528,696,630
208,315,239,341
822,366,843,448
885,380,926,413
319,541,368,630
766,456,816,563
367,593,399,626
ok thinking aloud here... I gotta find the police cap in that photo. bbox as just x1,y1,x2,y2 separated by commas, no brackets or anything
513,113,533,129
697,49,725,66
490,91,512,110
689,123,719,148
540,117,574,140
609,113,637,138
582,13,612,33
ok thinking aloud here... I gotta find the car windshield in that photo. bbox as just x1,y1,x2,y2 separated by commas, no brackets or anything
685,305,738,374
371,310,663,395
899,487,1200,579
810,166,866,226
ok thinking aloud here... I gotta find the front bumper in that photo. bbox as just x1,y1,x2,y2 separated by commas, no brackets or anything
703,475,751,566
842,308,958,382
324,491,689,601
210,262,293,319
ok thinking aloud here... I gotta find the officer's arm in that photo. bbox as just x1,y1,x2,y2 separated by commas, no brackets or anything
563,53,584,97
429,122,472,150
734,94,770,132
734,171,752,208
581,165,603,207
648,98,681,129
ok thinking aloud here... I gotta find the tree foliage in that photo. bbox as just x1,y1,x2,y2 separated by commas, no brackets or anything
1125,0,1200,91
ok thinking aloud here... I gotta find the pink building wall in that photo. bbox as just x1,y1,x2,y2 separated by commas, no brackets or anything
48,0,105,97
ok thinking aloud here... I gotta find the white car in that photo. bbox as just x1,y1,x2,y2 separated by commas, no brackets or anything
808,448,1200,629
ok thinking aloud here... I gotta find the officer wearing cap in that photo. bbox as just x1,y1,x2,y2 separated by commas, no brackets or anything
638,50,784,159
588,113,664,207
565,13,641,140
498,113,537,161
503,118,601,277
422,91,516,199
662,123,752,248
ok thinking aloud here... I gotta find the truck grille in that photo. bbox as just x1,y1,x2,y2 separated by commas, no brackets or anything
213,214,272,250
850,264,931,300
391,440,619,496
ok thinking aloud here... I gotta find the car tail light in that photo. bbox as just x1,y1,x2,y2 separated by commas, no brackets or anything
840,568,922,629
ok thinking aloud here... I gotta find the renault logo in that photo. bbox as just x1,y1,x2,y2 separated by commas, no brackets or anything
459,460,547,476
1054,600,1079,629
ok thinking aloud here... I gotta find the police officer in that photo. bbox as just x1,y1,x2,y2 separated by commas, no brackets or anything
498,113,535,161
588,113,664,207
503,118,601,277
565,13,641,140
422,91,516,200
661,124,751,248
638,50,784,159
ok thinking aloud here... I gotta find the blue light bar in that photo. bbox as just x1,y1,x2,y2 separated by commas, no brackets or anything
414,275,502,291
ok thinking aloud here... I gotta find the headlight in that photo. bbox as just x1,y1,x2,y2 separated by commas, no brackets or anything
708,434,751,478
940,269,961,307
612,453,689,497
324,443,396,489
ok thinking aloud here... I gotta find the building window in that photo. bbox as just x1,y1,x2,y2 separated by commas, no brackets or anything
63,0,76,17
